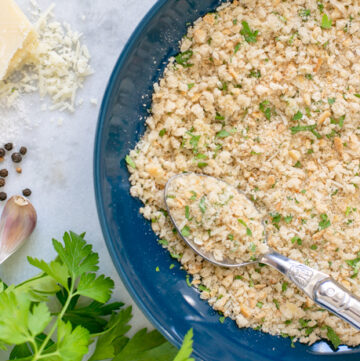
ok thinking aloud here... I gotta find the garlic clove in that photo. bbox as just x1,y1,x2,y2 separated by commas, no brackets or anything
0,196,37,264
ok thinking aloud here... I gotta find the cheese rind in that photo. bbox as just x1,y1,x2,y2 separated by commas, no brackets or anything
0,0,38,80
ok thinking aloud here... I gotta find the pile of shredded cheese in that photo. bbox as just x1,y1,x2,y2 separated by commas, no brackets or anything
0,2,93,112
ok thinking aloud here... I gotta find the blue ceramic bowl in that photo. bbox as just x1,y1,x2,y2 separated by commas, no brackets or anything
94,0,360,359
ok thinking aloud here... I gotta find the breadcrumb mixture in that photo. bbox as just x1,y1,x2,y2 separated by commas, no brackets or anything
127,0,360,346
166,173,266,264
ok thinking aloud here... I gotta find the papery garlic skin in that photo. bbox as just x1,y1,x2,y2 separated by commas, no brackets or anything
0,196,37,264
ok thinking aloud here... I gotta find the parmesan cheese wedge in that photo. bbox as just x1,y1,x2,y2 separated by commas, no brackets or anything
0,0,38,80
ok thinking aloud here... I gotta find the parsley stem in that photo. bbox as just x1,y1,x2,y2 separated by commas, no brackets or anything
34,277,76,359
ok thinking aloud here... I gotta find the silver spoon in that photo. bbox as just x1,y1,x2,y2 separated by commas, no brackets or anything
165,173,360,331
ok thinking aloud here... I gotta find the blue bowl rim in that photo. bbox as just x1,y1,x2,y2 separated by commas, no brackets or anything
93,0,185,350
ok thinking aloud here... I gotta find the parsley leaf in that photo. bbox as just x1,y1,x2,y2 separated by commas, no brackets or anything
173,329,195,361
76,273,114,303
112,328,178,361
57,320,90,361
240,21,258,43
89,307,132,360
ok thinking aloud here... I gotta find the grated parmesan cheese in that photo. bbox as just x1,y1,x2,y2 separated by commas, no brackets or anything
0,2,93,112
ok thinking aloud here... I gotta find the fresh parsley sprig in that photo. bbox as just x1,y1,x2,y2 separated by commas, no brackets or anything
0,231,194,361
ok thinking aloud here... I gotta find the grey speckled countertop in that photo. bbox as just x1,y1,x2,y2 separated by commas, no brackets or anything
1,0,158,334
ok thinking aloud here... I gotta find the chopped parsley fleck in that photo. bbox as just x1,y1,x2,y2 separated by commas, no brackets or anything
291,236,302,245
307,148,314,154
240,21,258,43
215,112,225,120
346,252,360,278
282,281,288,292
328,97,336,105
185,205,190,220
319,213,331,230
318,2,324,13
285,320,292,325
234,42,241,54
299,9,311,21
158,239,168,246
283,215,293,224
290,124,321,139
216,129,231,138
175,50,194,67
186,274,192,287
187,83,195,90
235,275,243,280
305,73,313,80
259,100,272,120
238,219,252,236
181,225,191,237
197,162,208,169
190,191,197,200
159,128,166,137
219,316,225,323
270,213,281,229
321,14,332,29
323,326,341,349
249,242,256,252
294,161,302,168
355,94,360,98
125,155,136,169
194,153,207,160
155,266,160,272
293,111,303,121
198,285,210,292
218,81,228,91
169,264,175,269
233,19,238,25
273,299,280,309
249,69,261,78
228,234,234,241
310,244,318,250
256,301,263,308
249,279,254,287
199,196,206,214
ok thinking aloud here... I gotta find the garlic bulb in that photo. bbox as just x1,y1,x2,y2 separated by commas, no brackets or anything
0,196,37,264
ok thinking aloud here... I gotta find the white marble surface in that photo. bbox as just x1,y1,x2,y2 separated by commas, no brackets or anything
1,0,158,333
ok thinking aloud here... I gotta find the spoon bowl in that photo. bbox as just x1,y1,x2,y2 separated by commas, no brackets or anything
165,173,360,331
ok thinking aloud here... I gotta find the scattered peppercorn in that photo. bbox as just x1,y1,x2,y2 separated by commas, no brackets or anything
0,148,5,157
22,188,31,197
11,153,22,163
4,143,13,151
0,169,8,177
19,146,27,155
0,179,4,187
16,167,22,174
0,192,7,201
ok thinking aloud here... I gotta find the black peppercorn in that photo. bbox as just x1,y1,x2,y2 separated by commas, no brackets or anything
4,143,13,151
19,146,27,155
0,192,7,201
0,169,8,177
0,148,5,157
0,178,4,187
22,188,32,197
11,152,22,163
